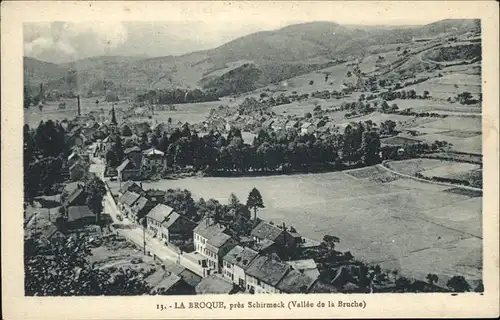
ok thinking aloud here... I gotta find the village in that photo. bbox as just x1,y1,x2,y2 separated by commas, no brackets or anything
22,18,483,297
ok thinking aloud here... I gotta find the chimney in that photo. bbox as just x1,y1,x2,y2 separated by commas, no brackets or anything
77,95,81,116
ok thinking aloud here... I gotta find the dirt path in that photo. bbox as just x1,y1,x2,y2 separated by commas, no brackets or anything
378,162,482,192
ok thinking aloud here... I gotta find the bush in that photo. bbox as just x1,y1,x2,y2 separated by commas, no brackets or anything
309,80,314,85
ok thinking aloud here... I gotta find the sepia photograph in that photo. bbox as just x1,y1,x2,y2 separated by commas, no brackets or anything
2,1,499,319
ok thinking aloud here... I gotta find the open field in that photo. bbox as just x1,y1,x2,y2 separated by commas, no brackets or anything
390,98,481,114
130,167,481,283
420,162,480,179
402,73,481,101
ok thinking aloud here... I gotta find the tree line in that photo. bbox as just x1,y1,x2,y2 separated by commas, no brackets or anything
135,88,220,105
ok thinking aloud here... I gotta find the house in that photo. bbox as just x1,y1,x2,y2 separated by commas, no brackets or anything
205,233,238,272
285,120,299,131
307,280,338,293
124,146,143,168
271,119,287,131
250,221,296,249
163,262,202,289
133,122,151,137
244,255,290,294
66,205,99,235
285,259,320,280
118,181,143,197
276,269,316,293
40,225,67,245
195,274,238,295
142,148,167,170
117,159,140,182
150,272,194,295
194,220,236,271
161,210,196,243
117,191,141,218
261,118,275,129
222,245,259,289
145,189,166,204
286,259,319,279
145,204,174,239
67,152,81,168
69,161,87,181
178,251,210,277
300,122,315,135
129,196,155,222
63,186,87,208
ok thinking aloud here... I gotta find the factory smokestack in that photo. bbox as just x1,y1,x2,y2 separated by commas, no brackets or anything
77,95,81,116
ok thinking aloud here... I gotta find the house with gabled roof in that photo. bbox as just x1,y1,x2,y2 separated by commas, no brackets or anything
193,219,237,272
118,181,143,197
250,221,296,248
195,274,238,295
69,161,87,181
276,269,317,293
142,148,166,170
160,210,196,243
146,204,174,238
222,245,259,289
117,191,141,218
300,122,315,135
244,255,290,294
63,186,87,208
129,196,155,222
285,259,320,280
261,118,275,129
117,159,140,182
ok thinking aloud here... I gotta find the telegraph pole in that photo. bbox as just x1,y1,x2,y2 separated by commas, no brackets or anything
143,221,147,255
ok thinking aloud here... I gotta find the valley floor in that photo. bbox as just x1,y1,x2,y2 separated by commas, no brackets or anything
108,164,482,286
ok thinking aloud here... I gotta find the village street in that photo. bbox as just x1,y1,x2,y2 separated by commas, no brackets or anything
89,150,180,264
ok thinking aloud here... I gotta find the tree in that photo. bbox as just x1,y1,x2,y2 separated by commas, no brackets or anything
446,276,471,292
24,237,151,296
85,176,106,225
422,90,430,99
456,92,473,105
426,273,439,285
246,187,265,222
380,100,390,112
228,193,241,210
305,112,312,119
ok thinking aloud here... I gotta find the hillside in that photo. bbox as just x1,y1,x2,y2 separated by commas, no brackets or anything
24,19,480,98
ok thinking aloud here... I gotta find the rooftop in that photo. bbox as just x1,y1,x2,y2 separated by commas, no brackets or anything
206,232,233,249
245,255,289,287
118,181,142,194
194,220,227,240
143,148,165,156
164,263,202,288
118,191,141,207
195,275,235,295
131,196,151,213
285,259,318,271
223,245,259,270
117,159,136,172
276,269,316,293
147,204,174,223
124,146,141,154
250,221,284,242
67,205,94,222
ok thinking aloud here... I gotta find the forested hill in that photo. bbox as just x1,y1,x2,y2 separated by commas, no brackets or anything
24,19,480,98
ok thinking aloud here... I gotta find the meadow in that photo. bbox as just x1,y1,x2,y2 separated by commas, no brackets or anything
135,166,482,284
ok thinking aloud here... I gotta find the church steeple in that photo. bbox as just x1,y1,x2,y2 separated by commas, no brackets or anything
110,104,117,126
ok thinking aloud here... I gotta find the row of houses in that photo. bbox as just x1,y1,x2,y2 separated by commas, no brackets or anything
116,181,328,294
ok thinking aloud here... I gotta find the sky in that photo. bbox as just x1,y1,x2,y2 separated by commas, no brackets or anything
22,1,453,64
